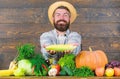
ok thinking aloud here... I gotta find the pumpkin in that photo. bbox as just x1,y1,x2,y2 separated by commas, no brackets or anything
75,47,108,70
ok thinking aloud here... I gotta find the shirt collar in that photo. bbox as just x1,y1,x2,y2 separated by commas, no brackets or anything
53,29,70,37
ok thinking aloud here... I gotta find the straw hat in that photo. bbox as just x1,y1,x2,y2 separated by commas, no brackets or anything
48,1,77,25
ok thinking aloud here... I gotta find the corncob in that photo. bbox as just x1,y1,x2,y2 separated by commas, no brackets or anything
45,44,76,52
0,70,14,76
9,60,18,70
0,60,18,76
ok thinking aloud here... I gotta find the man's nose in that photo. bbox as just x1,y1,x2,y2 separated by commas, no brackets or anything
59,15,64,20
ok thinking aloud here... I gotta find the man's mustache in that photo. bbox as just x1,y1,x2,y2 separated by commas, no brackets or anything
57,20,67,23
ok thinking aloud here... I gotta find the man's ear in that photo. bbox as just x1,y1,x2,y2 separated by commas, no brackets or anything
52,16,54,21
52,17,54,21
51,16,54,26
69,19,71,23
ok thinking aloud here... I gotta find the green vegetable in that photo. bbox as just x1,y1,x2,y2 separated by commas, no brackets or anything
13,43,49,76
59,69,67,76
14,68,25,76
58,54,75,70
29,54,48,76
18,59,33,75
42,69,48,76
62,66,73,76
73,66,94,77
16,43,35,61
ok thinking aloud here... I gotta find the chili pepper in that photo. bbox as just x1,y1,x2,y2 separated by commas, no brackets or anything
42,64,48,71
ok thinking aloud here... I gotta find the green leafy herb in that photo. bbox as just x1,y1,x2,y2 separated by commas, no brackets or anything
58,54,75,70
73,66,94,77
16,43,35,61
29,54,48,76
13,43,49,76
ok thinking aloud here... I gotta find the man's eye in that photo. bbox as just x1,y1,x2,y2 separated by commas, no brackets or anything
55,14,60,16
64,14,69,17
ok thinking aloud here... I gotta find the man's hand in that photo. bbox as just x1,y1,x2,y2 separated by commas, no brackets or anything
63,50,73,54
47,50,72,54
47,50,56,55
70,43,79,46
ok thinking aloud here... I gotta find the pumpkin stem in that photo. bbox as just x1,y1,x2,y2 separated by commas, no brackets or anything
89,47,92,52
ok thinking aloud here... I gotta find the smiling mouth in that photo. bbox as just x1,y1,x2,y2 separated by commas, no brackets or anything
58,21,65,24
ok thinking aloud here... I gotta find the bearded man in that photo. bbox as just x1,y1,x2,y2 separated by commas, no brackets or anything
40,1,81,64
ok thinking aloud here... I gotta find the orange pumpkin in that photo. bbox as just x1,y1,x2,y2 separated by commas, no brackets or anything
75,47,108,70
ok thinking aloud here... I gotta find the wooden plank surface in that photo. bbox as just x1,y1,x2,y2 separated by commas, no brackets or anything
0,0,119,8
0,8,119,23
0,23,120,38
0,76,120,79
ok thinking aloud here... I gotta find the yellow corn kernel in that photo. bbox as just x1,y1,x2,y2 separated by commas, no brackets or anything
45,44,76,52
0,70,14,76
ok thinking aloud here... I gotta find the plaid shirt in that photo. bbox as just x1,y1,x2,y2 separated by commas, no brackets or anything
40,29,81,64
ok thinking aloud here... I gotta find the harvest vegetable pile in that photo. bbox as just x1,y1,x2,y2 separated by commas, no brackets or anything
0,43,120,77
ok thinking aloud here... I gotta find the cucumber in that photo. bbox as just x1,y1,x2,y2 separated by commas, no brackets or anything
59,69,67,76
63,66,73,76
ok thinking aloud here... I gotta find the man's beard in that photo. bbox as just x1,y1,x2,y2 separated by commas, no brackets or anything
53,20,70,32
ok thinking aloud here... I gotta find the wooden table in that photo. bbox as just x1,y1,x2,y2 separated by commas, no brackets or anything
0,76,120,79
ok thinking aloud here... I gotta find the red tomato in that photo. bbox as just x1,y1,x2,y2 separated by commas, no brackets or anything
51,64,61,75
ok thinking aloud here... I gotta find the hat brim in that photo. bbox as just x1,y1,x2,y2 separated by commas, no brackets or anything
48,1,77,25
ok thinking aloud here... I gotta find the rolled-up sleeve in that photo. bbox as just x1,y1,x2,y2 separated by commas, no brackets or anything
68,32,81,55
40,32,52,47
40,32,53,60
